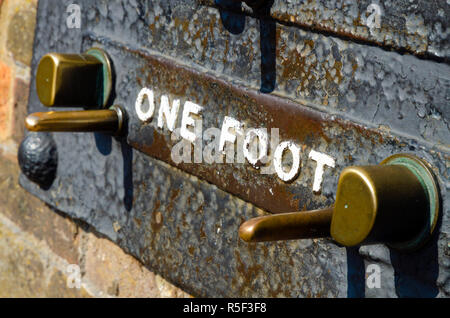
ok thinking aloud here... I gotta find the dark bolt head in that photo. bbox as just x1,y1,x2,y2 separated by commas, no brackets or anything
18,132,58,190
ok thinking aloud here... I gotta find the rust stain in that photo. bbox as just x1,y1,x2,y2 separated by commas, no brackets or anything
279,39,318,95
153,197,161,213
223,38,229,64
134,217,142,228
174,16,189,33
281,48,307,80
199,222,206,240
234,250,263,295
334,60,343,84
352,61,358,77
205,256,213,263
151,210,163,232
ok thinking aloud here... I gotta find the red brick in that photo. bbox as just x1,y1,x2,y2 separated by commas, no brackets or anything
0,60,12,139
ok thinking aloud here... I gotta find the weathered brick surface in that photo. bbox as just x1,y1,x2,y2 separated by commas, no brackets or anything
0,156,81,264
0,214,91,297
83,231,191,298
0,0,191,298
0,147,191,297
6,6,36,66
12,78,29,143
0,0,36,141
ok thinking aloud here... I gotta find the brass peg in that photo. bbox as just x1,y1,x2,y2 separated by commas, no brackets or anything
25,105,125,135
331,154,440,250
239,154,440,251
36,48,112,108
239,208,333,242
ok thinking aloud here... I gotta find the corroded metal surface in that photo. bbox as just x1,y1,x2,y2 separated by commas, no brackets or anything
212,0,450,61
86,0,450,150
82,34,447,217
20,0,450,297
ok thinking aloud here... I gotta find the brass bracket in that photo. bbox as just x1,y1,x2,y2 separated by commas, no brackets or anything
382,154,440,251
85,47,113,108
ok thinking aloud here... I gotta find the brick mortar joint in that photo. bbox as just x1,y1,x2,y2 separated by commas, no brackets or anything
0,151,192,297
0,209,145,297
2,204,191,297
0,211,94,295
0,199,112,296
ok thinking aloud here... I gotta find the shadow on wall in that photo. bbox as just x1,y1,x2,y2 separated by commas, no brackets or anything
346,231,440,298
216,0,276,93
95,133,134,212
389,210,441,298
94,51,134,213
388,186,443,298
346,246,366,298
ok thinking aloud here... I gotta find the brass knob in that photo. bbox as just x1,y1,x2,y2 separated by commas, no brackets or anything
28,48,123,135
36,48,112,108
239,154,440,251
239,208,333,242
25,105,125,135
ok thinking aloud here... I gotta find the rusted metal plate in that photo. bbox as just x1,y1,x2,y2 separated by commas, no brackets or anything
86,0,450,150
83,34,447,216
20,0,450,297
211,0,450,61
